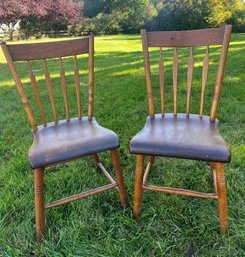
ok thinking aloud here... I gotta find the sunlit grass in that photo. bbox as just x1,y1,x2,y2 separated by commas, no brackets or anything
0,33,244,256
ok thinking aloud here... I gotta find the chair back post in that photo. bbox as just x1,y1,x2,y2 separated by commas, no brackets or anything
1,42,37,130
88,34,94,120
141,29,155,119
210,25,232,121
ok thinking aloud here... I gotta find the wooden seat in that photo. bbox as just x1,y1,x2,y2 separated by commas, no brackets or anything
29,117,120,169
132,25,232,234
130,114,230,163
1,37,128,241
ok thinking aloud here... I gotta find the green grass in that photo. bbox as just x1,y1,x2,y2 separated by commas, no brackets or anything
0,34,244,256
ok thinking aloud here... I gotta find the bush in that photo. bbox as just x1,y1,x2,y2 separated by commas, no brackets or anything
69,12,123,36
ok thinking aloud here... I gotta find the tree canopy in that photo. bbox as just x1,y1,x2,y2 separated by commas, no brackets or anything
0,0,83,40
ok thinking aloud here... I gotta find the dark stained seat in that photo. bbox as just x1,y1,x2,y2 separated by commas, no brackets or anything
130,114,230,163
29,117,120,169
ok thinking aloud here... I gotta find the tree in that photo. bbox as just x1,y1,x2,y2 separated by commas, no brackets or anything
0,0,28,40
209,0,245,29
0,0,83,40
154,0,213,31
81,0,150,34
153,0,245,31
39,0,83,34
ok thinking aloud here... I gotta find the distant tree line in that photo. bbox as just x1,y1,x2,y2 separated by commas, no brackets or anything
77,0,244,35
0,0,244,40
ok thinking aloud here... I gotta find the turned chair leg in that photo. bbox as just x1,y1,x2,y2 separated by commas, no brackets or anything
110,149,128,208
34,167,45,241
215,162,229,234
133,155,144,218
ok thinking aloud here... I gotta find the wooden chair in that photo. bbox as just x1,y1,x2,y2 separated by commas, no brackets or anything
1,36,128,241
130,25,232,234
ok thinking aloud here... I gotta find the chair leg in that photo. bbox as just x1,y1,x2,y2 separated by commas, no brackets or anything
209,162,217,193
148,156,155,172
215,162,229,234
34,167,45,241
93,153,100,170
133,155,144,219
110,149,128,208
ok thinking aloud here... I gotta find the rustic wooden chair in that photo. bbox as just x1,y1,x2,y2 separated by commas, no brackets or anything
130,25,232,234
1,36,128,241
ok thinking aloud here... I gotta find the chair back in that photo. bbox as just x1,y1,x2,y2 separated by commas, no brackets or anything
1,36,94,131
141,25,232,121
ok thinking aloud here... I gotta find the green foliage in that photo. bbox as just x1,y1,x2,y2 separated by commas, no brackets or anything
79,0,245,34
20,16,68,39
0,34,244,256
208,0,245,28
151,0,245,31
79,0,151,35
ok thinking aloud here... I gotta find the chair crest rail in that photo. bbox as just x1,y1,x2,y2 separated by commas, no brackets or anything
141,25,232,120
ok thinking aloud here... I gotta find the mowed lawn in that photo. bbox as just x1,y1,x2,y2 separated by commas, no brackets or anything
0,34,244,256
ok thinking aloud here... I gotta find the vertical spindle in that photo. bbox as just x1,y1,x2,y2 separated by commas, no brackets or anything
60,58,69,121
88,35,94,120
186,47,194,116
28,61,46,126
200,47,209,118
44,59,58,123
159,47,165,115
173,48,178,116
74,55,82,119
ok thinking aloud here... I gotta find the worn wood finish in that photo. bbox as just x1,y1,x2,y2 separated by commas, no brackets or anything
1,43,37,130
210,25,232,121
27,61,47,126
133,155,144,218
134,26,232,233
111,149,128,208
216,162,229,234
88,35,94,120
8,37,89,61
200,47,209,118
44,60,58,123
186,47,194,116
143,184,218,199
146,27,225,47
34,167,45,241
74,55,82,118
59,58,69,120
141,29,155,118
173,48,178,116
159,48,165,115
3,37,128,241
45,182,117,209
